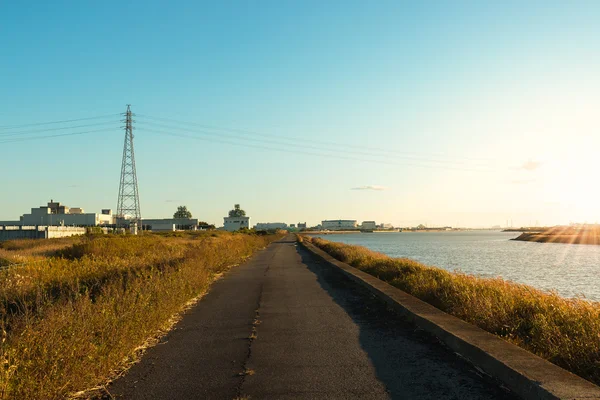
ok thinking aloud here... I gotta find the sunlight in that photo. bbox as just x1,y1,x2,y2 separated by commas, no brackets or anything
542,160,600,223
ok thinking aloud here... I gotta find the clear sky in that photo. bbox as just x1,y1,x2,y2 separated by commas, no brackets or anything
1,1,599,228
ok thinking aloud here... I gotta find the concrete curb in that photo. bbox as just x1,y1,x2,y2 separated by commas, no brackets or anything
299,239,600,400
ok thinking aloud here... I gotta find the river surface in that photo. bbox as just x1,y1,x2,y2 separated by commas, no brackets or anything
314,231,600,301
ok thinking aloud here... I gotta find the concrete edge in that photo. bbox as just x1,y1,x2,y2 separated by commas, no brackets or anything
298,238,600,400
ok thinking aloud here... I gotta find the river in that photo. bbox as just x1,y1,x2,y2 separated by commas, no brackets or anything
314,231,600,301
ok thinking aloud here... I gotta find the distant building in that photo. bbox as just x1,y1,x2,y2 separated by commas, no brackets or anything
17,200,113,226
255,222,287,230
224,216,250,231
321,220,358,231
142,218,200,231
223,204,250,231
298,222,307,229
361,221,377,231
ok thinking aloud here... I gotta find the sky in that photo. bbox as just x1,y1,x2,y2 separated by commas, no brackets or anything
1,1,599,228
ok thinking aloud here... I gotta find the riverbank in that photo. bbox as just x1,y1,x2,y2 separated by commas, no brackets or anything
514,226,600,245
302,230,400,235
299,235,600,387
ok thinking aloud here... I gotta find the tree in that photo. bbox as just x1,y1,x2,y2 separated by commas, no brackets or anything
173,205,192,219
228,204,246,217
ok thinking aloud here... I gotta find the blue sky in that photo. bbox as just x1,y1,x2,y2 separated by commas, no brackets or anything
1,1,599,227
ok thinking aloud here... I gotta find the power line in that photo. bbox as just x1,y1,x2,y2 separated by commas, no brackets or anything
0,128,118,144
0,113,121,130
0,120,120,137
143,127,494,173
135,113,496,163
136,120,498,171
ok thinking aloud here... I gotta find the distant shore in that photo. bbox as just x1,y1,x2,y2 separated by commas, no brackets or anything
302,230,400,235
513,232,600,245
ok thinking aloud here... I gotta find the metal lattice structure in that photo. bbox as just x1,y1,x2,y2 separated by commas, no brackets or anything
116,105,142,231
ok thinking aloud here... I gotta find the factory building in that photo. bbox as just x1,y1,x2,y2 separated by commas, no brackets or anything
361,221,377,231
254,222,288,230
7,200,114,227
321,220,358,231
142,218,200,232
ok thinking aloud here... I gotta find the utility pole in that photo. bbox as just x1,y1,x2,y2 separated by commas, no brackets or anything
116,105,142,233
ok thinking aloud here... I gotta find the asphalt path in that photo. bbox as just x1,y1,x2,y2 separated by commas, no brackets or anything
109,235,516,399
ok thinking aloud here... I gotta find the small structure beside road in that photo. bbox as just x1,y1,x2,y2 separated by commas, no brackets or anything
223,204,250,231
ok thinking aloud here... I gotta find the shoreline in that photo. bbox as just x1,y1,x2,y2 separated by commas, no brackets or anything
302,230,400,235
513,232,600,245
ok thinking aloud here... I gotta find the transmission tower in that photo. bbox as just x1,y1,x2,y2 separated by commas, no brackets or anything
116,105,142,232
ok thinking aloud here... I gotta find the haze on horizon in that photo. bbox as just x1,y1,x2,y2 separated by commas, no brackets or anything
1,1,598,228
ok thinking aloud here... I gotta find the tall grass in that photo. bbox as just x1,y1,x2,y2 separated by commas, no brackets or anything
0,231,283,399
302,235,600,386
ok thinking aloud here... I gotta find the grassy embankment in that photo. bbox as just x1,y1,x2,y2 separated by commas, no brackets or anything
301,235,600,386
0,231,283,399
514,225,600,245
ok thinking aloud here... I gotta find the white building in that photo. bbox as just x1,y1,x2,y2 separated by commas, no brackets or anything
224,216,250,231
361,221,377,230
142,218,200,231
321,220,358,231
255,222,287,230
20,200,114,226
223,204,250,232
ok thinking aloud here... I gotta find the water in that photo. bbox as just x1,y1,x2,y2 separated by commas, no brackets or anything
314,231,600,301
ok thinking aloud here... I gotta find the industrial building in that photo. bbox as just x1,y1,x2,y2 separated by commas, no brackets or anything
361,221,377,231
0,226,86,241
321,220,358,231
2,200,114,227
142,218,200,231
254,222,288,230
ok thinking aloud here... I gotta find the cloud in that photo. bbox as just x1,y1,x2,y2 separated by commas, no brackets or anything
519,160,542,171
351,185,386,191
164,199,182,203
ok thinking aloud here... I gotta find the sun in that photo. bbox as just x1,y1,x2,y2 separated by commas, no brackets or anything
543,164,600,224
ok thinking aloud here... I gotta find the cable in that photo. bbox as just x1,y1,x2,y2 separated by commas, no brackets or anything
0,120,121,137
136,113,496,163
0,128,118,144
137,120,498,171
0,113,121,130
143,127,492,172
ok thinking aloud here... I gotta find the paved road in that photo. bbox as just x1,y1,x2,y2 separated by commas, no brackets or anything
109,235,515,399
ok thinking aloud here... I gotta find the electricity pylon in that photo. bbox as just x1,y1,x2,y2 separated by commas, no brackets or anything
116,105,142,232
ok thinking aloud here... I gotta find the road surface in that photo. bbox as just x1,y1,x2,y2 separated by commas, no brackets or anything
109,235,515,399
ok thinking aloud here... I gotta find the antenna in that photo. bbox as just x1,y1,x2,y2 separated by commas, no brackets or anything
116,105,142,232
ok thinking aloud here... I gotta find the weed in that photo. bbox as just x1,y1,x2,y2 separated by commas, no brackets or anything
0,231,283,399
303,235,600,386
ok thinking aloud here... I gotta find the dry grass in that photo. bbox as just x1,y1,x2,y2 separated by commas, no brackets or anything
0,231,283,399
0,237,81,266
302,235,600,386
